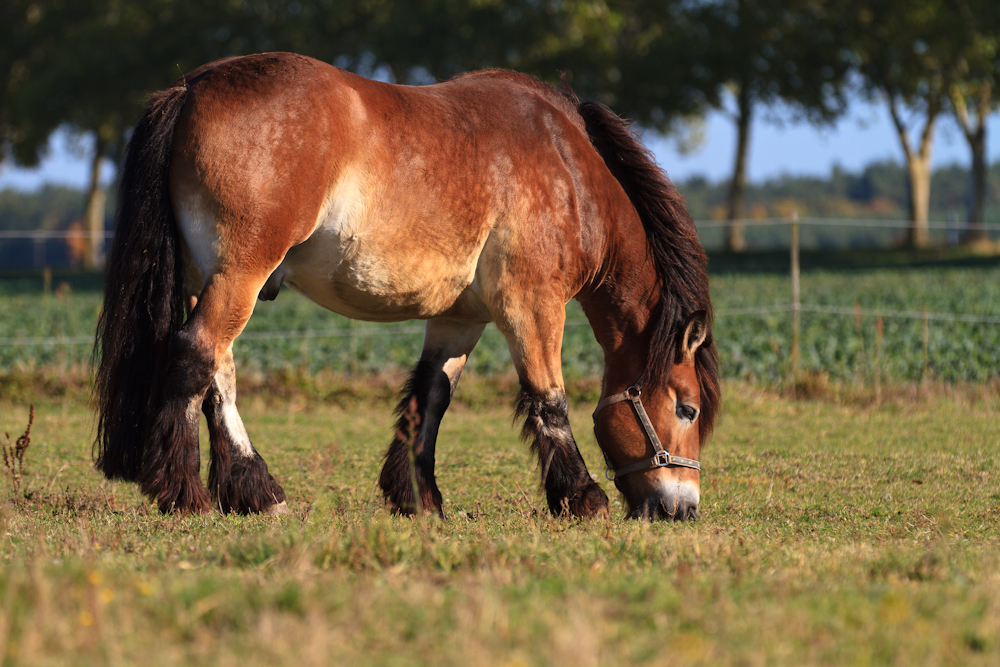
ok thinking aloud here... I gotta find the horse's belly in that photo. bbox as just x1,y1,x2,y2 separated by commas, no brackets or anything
279,228,485,322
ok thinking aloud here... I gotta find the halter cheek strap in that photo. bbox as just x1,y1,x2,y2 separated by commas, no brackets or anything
593,385,701,481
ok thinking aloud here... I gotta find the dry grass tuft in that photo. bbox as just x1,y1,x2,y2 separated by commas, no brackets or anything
3,404,33,496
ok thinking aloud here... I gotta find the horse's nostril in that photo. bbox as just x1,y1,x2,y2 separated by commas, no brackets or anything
656,499,698,521
627,496,699,521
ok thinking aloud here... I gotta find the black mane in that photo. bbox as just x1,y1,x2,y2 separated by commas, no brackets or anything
577,101,720,440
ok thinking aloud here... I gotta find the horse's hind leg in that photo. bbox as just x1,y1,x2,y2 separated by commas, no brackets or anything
139,313,214,514
142,272,267,514
132,283,210,514
203,345,287,515
499,301,609,518
379,319,485,516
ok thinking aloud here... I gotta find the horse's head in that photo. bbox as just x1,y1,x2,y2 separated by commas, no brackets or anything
594,311,711,520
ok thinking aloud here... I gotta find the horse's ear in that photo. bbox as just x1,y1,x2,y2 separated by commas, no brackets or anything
681,310,708,364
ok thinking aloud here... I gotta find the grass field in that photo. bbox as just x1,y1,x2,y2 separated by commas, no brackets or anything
1,379,998,665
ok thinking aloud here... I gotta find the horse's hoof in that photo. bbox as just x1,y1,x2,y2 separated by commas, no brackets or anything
569,482,610,519
264,501,290,516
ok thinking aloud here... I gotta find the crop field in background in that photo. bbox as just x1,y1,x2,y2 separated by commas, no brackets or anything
0,382,998,665
3,249,1000,383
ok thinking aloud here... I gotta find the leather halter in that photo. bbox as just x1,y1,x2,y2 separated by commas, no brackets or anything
592,384,701,481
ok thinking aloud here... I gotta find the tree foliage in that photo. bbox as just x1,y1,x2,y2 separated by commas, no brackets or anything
846,0,995,246
1,0,997,257
688,0,853,250
945,0,999,232
1,1,79,167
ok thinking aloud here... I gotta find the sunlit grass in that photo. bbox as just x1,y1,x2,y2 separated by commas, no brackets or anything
1,380,997,665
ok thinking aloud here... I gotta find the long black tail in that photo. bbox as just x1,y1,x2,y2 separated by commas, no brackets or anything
94,85,190,480
577,101,720,441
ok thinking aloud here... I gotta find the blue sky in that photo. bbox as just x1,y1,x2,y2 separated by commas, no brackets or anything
646,97,1000,184
1,95,998,191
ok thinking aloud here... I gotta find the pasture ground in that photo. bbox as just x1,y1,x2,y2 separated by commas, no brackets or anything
1,377,998,666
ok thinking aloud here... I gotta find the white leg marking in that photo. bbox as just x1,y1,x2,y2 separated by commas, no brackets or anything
213,351,255,458
441,354,468,392
221,401,255,458
537,419,574,446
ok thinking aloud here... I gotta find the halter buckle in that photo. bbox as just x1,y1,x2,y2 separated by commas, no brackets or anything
652,450,671,468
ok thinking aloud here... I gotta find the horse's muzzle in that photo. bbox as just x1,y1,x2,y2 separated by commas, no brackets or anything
627,478,700,521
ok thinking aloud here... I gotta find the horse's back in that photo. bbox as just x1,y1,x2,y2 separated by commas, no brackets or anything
169,53,617,323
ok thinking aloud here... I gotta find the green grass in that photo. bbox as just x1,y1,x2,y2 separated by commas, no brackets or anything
1,381,998,665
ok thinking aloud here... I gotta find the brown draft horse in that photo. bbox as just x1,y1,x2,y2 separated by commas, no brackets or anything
94,52,719,521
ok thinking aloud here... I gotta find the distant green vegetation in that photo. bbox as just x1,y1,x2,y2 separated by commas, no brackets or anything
0,185,100,232
711,259,1000,383
682,161,1000,252
679,161,1000,223
0,384,997,665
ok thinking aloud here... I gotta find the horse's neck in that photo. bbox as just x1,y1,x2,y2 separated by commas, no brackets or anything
578,231,661,392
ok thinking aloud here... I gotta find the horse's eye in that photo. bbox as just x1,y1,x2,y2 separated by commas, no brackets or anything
676,402,698,422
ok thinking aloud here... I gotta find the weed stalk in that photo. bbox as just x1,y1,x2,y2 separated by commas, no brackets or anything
3,405,34,496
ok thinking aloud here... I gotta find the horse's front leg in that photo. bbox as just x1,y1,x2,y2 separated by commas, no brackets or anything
500,301,609,519
379,319,485,516
204,345,287,515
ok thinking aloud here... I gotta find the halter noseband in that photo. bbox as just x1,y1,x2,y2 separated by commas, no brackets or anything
592,384,701,481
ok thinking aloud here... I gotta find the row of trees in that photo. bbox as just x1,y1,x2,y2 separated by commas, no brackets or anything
2,0,998,264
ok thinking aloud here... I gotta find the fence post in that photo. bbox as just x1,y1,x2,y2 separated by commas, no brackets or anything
922,305,930,378
790,210,801,374
33,238,45,269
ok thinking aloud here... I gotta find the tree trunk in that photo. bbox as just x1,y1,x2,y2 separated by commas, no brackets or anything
887,92,938,249
725,85,752,253
907,157,932,248
83,136,107,270
967,135,986,240
950,82,990,243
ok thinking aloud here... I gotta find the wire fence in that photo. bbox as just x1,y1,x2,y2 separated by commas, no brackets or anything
695,215,1000,254
695,217,1000,230
4,304,1000,349
3,216,1000,266
0,230,112,269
